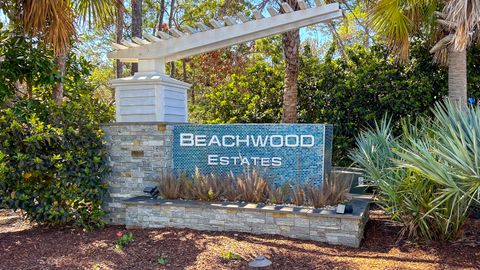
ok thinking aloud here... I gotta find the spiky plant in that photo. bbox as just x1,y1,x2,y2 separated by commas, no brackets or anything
236,169,269,203
268,181,291,205
291,182,305,206
191,169,223,202
351,100,480,240
158,174,182,199
396,100,480,239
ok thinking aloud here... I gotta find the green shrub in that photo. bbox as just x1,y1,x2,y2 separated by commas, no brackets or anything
350,100,480,240
0,97,112,230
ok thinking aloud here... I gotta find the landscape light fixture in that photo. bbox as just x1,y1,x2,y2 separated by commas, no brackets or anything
336,204,353,214
143,186,160,199
248,255,272,268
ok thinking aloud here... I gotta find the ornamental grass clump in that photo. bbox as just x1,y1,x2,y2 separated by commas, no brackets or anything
156,169,352,207
305,173,353,208
350,100,480,240
158,173,183,199
191,169,224,201
268,182,291,205
236,169,269,203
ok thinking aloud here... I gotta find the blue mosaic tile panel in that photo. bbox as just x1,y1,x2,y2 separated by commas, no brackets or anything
172,124,333,186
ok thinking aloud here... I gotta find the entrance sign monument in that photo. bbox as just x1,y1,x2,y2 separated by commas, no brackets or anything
102,1,370,248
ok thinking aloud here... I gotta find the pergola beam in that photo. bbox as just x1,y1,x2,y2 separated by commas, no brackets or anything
108,3,341,63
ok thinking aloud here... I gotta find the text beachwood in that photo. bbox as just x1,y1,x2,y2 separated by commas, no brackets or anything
179,133,316,167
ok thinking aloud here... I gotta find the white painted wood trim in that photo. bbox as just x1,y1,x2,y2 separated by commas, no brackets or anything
108,3,341,62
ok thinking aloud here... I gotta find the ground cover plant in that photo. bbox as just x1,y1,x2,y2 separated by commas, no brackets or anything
350,100,480,240
156,169,352,208
115,231,134,250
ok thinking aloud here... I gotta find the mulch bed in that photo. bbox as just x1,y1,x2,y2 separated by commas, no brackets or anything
0,209,479,270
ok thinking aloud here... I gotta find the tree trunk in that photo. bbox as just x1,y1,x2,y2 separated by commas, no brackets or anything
169,0,176,78
448,47,467,106
281,0,300,123
53,52,67,105
281,28,300,123
115,0,124,78
154,0,166,34
131,0,142,75
182,59,187,82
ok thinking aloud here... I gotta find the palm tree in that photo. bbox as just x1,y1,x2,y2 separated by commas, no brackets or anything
20,0,120,104
368,0,480,105
281,0,300,123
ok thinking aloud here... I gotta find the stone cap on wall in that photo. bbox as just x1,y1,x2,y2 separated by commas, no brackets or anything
123,196,370,220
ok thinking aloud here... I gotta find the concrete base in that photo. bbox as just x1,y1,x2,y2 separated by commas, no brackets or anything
123,197,370,248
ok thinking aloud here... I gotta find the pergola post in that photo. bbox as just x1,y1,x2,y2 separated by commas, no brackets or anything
112,58,190,123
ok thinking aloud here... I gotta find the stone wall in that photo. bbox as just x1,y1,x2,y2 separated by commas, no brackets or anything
124,198,369,248
102,123,174,224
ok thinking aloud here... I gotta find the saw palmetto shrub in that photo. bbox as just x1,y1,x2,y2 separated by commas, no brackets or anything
350,100,480,240
0,97,112,230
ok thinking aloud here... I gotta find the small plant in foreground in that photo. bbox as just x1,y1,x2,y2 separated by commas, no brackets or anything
115,231,134,250
157,253,168,265
221,250,242,261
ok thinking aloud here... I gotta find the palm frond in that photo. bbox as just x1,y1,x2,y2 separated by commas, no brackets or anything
73,0,122,28
442,0,480,51
22,0,75,55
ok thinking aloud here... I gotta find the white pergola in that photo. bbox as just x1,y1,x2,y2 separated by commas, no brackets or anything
108,1,342,123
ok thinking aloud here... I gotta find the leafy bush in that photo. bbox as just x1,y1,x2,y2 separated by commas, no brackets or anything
0,97,112,229
350,100,480,240
0,29,114,229
191,42,480,166
0,27,59,103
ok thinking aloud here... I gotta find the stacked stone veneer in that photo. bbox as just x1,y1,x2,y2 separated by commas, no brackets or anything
102,123,174,224
124,198,369,248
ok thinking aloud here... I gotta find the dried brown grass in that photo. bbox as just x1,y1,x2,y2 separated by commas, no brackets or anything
291,182,305,206
157,170,353,207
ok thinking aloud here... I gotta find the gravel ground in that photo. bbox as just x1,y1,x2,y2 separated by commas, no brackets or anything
0,209,479,270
